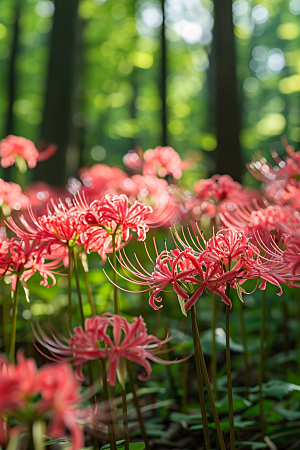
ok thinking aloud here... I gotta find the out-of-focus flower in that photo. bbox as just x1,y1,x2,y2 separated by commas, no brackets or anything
34,314,178,388
219,200,296,247
123,146,187,180
0,352,84,450
0,179,28,213
247,140,300,206
0,135,56,171
194,175,242,203
79,164,127,200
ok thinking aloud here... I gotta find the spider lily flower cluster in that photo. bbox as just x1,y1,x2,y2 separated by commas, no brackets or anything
114,227,283,313
6,193,153,267
0,352,85,450
34,313,179,388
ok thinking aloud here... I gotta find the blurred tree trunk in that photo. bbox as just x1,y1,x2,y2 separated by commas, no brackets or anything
213,0,242,182
3,0,21,182
35,0,80,186
160,0,167,146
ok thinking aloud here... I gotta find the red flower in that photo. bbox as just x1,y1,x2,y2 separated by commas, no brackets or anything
0,352,84,450
34,314,178,387
0,135,56,169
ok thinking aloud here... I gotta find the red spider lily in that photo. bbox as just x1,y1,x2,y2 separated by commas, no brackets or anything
123,146,187,180
78,193,153,242
202,229,284,296
110,225,284,311
37,362,84,450
33,314,182,387
0,135,56,170
1,237,64,292
0,352,84,450
8,200,85,253
79,163,127,199
109,243,238,311
0,179,28,212
219,200,296,247
98,194,153,241
247,140,300,206
194,175,242,203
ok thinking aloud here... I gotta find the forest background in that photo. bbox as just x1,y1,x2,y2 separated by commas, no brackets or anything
0,0,299,188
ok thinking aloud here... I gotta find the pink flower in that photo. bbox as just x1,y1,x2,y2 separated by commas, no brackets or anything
38,363,84,450
0,237,64,291
143,146,184,179
0,352,84,450
8,200,85,253
34,314,177,387
80,194,153,242
194,175,242,203
0,135,56,169
112,225,284,312
0,179,28,211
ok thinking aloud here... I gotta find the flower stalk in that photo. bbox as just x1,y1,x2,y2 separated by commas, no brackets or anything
10,276,20,363
259,289,266,437
68,247,73,330
239,300,250,400
191,304,211,450
226,297,235,450
112,231,119,315
127,360,149,449
192,305,226,450
79,253,96,316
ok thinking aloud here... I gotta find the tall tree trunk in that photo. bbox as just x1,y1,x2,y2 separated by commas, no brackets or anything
213,0,242,182
35,0,80,186
160,0,167,146
3,0,21,182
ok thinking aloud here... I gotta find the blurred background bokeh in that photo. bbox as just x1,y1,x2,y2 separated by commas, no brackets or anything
0,0,299,187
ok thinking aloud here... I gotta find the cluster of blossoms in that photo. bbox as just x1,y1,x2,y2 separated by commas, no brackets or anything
5,193,153,268
116,227,284,312
0,135,56,171
0,352,84,450
34,313,176,389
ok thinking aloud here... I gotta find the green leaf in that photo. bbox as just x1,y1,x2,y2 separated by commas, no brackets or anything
200,328,244,355
215,395,251,413
100,442,145,450
43,438,71,446
235,281,244,302
274,407,300,421
177,295,187,317
251,380,300,400
100,440,125,450
170,412,201,423
236,442,268,449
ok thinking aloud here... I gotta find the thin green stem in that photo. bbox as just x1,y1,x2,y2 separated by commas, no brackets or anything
194,308,226,450
10,276,20,364
121,387,130,450
127,360,149,448
72,249,85,328
259,289,266,437
181,349,188,413
79,254,96,316
101,360,117,450
211,293,218,400
112,232,119,315
226,302,235,450
68,247,73,330
239,300,250,400
191,305,211,450
283,299,289,371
